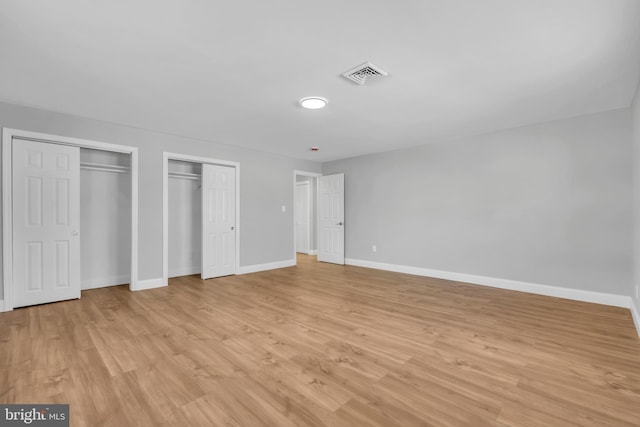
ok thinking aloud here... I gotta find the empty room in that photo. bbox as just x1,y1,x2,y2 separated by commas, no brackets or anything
1,1,640,426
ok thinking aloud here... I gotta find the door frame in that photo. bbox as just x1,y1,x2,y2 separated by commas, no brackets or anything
162,152,240,285
295,180,312,254
2,128,139,312
292,170,321,264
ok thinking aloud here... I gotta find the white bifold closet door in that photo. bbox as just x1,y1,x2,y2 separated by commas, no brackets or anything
201,164,236,279
12,139,81,307
318,173,345,265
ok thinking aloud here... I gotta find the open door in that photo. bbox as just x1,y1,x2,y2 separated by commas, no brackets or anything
318,173,344,264
201,163,236,279
12,139,81,307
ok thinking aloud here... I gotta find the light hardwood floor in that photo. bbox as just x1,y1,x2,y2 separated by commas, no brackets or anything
1,254,639,426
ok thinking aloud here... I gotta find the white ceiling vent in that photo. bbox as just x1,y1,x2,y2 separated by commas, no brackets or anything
342,62,388,85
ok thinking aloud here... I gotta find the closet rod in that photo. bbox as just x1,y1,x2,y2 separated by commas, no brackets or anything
80,162,130,174
168,171,201,180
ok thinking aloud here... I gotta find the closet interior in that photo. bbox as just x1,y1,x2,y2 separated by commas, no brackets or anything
80,148,132,289
168,159,202,278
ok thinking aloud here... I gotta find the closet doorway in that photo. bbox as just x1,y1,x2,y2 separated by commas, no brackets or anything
80,148,132,290
293,171,321,261
167,160,202,278
162,153,239,284
2,128,139,311
295,180,312,253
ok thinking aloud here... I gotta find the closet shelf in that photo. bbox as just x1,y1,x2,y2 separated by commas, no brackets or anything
80,162,130,174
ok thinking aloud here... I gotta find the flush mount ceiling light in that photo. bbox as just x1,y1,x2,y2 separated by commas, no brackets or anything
299,97,328,109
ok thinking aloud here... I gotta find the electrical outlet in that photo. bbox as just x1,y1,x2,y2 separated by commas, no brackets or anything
281,205,286,213
372,245,377,253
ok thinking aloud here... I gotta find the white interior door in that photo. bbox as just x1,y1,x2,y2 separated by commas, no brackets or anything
12,139,81,307
318,173,344,264
295,182,310,253
201,164,236,279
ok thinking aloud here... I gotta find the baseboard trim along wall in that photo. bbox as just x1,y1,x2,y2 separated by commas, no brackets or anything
82,275,131,290
168,266,201,279
131,277,167,291
631,302,640,337
345,258,639,336
94,259,294,291
238,259,296,275
296,250,318,256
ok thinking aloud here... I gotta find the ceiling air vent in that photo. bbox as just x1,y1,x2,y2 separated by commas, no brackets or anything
342,61,388,85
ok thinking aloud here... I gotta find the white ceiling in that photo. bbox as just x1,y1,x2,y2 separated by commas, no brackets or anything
1,0,639,162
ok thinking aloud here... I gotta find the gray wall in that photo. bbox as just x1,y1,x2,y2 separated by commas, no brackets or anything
0,101,321,295
633,87,640,312
324,108,633,296
2,100,636,303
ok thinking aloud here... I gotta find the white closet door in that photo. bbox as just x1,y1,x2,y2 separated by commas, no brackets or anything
318,173,344,265
201,164,236,279
12,139,81,307
295,182,310,253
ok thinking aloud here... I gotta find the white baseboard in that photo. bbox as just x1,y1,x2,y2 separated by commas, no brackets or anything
631,301,640,337
238,259,296,275
296,250,317,256
168,266,200,278
82,274,131,290
345,258,631,308
131,277,167,291
0,299,9,312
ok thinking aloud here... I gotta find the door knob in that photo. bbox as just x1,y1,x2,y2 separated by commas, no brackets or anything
337,222,343,226
231,226,235,230
71,230,79,236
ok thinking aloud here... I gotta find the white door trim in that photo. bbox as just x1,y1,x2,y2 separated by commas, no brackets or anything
292,170,321,264
2,128,139,311
163,152,240,285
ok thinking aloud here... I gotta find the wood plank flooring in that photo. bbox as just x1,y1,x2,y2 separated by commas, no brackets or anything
1,254,639,426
